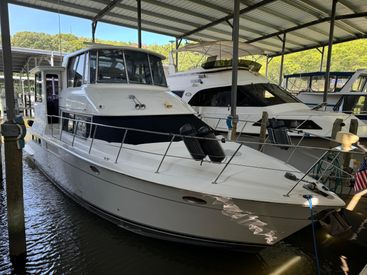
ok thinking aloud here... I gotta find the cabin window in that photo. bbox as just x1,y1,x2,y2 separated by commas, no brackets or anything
97,49,127,83
286,76,309,93
67,56,77,87
189,84,299,107
75,53,86,87
35,72,43,102
67,53,86,87
171,90,185,98
352,75,367,92
62,112,91,138
124,50,152,85
149,54,167,86
90,50,97,83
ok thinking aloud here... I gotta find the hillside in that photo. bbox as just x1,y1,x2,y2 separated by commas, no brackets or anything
10,31,367,83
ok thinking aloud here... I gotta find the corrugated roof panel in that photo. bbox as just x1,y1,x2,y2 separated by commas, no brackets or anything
264,1,317,24
7,0,367,57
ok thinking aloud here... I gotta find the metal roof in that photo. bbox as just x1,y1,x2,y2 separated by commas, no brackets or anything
8,0,367,57
0,46,64,73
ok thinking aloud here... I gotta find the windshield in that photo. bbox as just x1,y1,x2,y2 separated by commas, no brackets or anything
189,83,300,107
92,49,167,86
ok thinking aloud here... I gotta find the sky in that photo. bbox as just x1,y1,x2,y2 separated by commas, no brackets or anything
8,4,175,45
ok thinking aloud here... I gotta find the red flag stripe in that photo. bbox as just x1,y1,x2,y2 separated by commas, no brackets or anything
355,170,367,193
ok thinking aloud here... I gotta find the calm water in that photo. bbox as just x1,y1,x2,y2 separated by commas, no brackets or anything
1,160,367,274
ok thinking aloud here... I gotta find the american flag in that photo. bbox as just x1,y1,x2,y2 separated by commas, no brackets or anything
354,157,367,193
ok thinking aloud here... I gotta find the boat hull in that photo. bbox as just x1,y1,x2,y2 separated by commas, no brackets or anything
27,138,325,249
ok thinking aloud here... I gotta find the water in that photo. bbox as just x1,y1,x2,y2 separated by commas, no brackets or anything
1,161,367,274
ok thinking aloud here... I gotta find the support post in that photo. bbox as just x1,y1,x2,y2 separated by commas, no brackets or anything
0,0,26,261
343,119,358,169
323,0,338,105
92,21,98,43
137,0,142,48
319,46,325,72
265,55,269,78
278,32,286,86
230,0,240,141
330,118,343,147
26,64,31,117
175,38,179,70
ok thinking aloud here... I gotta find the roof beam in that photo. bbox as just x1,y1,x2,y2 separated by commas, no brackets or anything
268,34,367,57
240,0,329,37
299,0,365,35
247,11,367,44
178,0,277,39
93,0,121,22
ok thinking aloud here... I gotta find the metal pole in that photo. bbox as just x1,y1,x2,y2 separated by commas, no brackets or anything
137,0,142,48
319,46,325,72
230,0,240,141
278,32,286,86
0,0,26,261
175,38,179,70
26,64,31,117
265,55,269,78
323,0,338,105
92,21,97,43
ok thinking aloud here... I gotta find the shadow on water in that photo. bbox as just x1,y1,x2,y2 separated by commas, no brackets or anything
0,160,366,274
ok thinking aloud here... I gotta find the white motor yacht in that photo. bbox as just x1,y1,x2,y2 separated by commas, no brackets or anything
286,70,367,121
167,42,367,140
25,45,345,250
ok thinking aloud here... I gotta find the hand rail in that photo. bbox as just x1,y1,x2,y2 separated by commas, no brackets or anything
43,115,358,189
155,135,175,173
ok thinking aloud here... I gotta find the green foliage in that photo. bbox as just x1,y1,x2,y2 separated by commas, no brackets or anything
10,31,367,80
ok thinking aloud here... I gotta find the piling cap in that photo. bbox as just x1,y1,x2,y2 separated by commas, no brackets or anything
335,131,359,152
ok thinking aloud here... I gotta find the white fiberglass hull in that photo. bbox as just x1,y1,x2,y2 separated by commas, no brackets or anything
26,137,333,249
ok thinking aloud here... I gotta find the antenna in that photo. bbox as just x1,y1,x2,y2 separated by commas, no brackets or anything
57,0,62,57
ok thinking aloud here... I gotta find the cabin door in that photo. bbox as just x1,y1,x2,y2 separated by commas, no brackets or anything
46,73,60,123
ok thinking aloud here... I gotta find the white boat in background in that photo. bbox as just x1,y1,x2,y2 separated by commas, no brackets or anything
166,42,367,140
285,70,367,121
25,45,346,250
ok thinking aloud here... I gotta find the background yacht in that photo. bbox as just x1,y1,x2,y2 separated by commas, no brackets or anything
25,45,346,250
285,70,367,121
167,42,367,140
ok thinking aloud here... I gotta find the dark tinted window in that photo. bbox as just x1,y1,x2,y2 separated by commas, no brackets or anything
90,50,97,83
189,83,299,107
74,53,85,87
171,90,184,97
97,49,127,83
67,56,77,87
149,54,167,86
124,50,152,85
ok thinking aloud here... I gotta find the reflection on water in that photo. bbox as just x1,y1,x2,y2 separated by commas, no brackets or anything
0,161,367,274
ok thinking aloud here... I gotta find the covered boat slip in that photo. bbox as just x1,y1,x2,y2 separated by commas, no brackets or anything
1,1,367,272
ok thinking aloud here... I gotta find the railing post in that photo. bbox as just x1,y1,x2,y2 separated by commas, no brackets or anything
51,116,54,138
155,135,175,173
212,143,242,184
71,121,79,147
214,118,222,131
89,125,98,154
258,111,268,151
115,129,128,163
284,150,329,197
236,121,248,141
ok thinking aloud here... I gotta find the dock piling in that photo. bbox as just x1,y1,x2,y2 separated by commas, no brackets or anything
0,0,27,262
